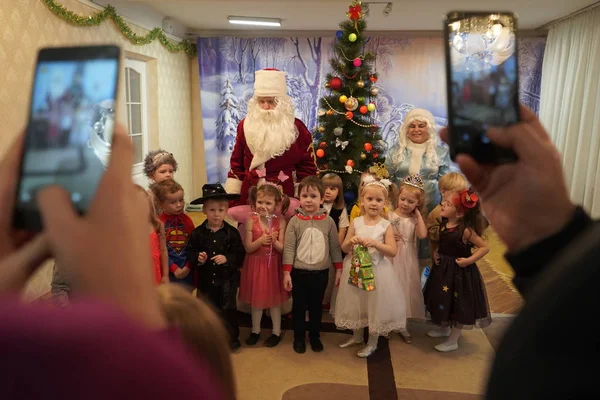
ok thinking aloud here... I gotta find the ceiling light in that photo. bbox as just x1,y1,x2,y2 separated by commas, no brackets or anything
228,16,281,27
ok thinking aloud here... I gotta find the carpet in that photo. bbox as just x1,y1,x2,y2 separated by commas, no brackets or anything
233,319,494,400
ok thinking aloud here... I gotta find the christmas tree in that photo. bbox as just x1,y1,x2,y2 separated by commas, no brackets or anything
314,0,386,206
216,78,240,152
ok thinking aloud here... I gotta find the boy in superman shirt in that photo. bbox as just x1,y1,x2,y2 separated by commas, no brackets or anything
152,179,195,289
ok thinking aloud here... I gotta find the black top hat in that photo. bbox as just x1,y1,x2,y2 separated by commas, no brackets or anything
190,183,240,205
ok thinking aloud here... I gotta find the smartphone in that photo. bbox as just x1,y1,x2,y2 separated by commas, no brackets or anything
14,45,120,231
444,12,520,163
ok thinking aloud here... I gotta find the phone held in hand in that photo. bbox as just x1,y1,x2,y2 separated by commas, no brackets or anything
14,45,121,231
444,12,520,164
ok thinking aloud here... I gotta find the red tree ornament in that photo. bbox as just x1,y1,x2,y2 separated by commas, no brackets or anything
369,74,378,83
316,149,325,158
364,142,373,151
329,77,343,91
372,152,379,158
319,141,327,149
346,159,355,167
359,105,368,114
345,111,354,120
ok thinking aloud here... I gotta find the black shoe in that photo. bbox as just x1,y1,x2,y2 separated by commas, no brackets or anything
309,337,324,352
293,340,306,354
264,334,281,348
246,333,260,345
230,339,241,351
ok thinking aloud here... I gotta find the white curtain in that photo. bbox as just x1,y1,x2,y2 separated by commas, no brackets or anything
539,7,600,218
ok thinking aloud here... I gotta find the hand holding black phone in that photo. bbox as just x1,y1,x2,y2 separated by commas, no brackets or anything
14,45,121,231
444,12,520,164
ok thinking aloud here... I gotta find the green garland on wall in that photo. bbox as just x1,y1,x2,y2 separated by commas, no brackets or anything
42,0,197,57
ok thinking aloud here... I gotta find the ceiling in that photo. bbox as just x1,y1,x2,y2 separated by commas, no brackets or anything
102,0,598,34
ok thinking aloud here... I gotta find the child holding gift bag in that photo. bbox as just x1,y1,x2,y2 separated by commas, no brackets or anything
334,176,406,358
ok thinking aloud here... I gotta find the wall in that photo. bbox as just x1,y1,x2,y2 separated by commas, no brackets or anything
0,0,197,300
0,0,194,200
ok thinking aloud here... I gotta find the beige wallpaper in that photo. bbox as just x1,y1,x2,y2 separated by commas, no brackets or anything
0,0,195,199
0,0,202,299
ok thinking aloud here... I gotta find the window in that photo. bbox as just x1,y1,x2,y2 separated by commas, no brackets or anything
124,58,148,174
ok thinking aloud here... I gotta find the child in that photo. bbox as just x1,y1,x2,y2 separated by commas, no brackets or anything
349,164,391,222
239,184,291,348
187,183,245,351
320,173,349,309
334,176,406,358
388,174,428,343
135,185,169,285
157,283,237,400
152,179,195,288
283,176,343,354
423,188,491,352
144,149,178,215
426,172,469,267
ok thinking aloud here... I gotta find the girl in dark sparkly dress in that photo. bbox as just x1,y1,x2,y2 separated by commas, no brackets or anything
423,189,491,352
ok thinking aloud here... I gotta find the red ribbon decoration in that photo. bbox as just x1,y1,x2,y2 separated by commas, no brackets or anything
348,4,362,20
460,189,479,209
346,1,363,31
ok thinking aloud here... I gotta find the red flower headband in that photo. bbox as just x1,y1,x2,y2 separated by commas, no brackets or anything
453,189,479,209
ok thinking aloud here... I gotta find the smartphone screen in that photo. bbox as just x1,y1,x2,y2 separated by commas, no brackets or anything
15,45,120,231
445,12,519,163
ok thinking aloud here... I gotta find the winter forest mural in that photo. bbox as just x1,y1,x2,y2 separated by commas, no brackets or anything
197,36,546,184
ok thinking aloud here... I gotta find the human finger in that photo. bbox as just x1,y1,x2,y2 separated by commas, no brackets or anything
0,234,50,292
38,186,81,239
454,155,491,194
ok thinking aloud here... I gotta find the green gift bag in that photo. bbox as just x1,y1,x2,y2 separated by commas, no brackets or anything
348,245,376,291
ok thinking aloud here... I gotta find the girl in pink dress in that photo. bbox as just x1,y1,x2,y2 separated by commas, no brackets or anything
388,174,428,343
136,185,169,285
239,184,290,348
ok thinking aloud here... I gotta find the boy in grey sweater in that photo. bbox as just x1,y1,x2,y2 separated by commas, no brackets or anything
283,176,343,354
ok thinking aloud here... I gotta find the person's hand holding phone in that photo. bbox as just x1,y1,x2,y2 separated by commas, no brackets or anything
37,125,167,330
440,105,575,252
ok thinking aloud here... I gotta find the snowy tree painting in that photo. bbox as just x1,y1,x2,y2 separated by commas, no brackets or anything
197,35,545,185
215,78,240,153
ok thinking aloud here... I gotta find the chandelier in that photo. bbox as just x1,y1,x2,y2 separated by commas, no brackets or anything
448,14,515,72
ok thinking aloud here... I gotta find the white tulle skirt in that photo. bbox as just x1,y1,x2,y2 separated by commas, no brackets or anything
333,253,407,336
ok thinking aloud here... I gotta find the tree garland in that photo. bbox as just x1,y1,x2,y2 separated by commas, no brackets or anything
42,0,197,57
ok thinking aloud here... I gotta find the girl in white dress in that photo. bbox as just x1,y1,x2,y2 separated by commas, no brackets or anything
334,177,406,358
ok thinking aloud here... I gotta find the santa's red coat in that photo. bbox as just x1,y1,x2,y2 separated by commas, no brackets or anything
225,118,317,206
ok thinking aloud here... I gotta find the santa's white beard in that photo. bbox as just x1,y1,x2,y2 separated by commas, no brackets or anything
244,97,298,160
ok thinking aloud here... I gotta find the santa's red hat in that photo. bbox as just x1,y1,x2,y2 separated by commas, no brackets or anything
254,68,287,97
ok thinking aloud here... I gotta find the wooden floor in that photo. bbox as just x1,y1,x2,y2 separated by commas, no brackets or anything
479,258,522,314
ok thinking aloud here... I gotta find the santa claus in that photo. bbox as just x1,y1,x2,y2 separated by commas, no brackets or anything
224,68,317,205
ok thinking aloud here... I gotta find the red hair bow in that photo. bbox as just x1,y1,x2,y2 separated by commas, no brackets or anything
460,190,479,209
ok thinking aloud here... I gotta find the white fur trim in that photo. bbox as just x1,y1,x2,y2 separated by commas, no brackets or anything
224,177,242,194
254,70,287,97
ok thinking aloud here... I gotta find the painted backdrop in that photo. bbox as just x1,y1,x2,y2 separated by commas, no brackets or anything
197,36,545,184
